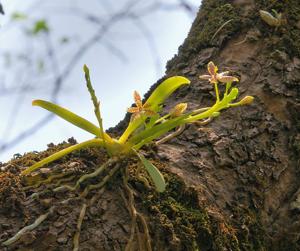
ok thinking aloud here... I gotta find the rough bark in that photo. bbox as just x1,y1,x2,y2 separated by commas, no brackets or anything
1,0,300,250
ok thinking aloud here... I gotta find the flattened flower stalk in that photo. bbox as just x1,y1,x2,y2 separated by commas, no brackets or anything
127,91,157,121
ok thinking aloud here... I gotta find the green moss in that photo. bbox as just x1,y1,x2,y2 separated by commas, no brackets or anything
255,0,300,57
183,2,240,51
166,0,242,71
231,207,267,251
140,170,240,250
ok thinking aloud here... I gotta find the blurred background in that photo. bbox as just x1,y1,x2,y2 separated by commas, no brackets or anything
0,0,200,162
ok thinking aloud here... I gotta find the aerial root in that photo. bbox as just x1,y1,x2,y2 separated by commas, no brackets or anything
136,212,152,251
54,174,77,186
23,171,75,191
122,168,152,251
5,158,124,249
135,164,150,188
27,175,77,201
53,157,119,193
156,124,186,145
123,170,137,251
2,207,54,246
73,203,87,251
195,117,213,126
71,186,106,250
80,163,120,198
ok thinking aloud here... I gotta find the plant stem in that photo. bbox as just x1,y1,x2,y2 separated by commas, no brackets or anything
214,82,220,102
224,82,231,96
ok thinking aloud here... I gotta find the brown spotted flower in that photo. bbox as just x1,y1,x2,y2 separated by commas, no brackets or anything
127,91,156,120
199,61,239,84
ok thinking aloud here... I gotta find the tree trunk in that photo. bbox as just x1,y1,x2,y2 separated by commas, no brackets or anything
1,0,300,250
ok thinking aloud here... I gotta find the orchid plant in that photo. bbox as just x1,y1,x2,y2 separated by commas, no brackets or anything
21,62,253,193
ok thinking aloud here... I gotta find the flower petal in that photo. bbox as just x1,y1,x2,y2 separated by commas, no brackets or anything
134,91,142,108
144,109,156,117
127,107,140,113
199,75,211,80
218,75,239,83
218,71,230,77
207,61,217,75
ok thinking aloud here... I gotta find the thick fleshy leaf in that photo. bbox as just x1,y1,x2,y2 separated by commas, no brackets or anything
130,114,190,149
119,76,190,143
144,76,190,109
136,152,166,192
21,139,104,175
32,100,112,142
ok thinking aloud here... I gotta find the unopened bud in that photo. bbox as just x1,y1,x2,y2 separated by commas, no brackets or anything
239,96,254,105
170,103,187,117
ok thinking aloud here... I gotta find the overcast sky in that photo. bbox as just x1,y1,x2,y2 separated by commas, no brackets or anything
0,0,200,162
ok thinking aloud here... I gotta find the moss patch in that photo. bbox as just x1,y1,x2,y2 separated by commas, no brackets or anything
255,0,300,58
139,168,240,250
166,0,242,71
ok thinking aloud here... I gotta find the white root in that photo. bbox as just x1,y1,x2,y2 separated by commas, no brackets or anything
155,124,186,145
2,207,54,246
73,203,87,251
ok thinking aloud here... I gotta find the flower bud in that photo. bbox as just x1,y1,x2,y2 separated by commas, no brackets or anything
239,96,254,105
170,103,188,117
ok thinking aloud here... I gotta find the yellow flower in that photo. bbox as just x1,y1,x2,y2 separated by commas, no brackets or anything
127,91,156,120
199,61,239,84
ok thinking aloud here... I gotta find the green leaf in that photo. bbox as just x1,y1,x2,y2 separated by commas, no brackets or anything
11,12,27,20
144,76,190,109
130,114,189,149
119,76,190,143
136,152,166,192
31,19,49,34
32,99,102,138
21,139,104,175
